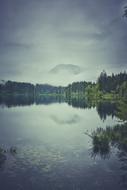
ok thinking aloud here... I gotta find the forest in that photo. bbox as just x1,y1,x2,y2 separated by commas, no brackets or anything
0,71,127,100
65,71,127,100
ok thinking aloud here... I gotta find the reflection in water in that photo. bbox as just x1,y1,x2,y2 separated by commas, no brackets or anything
0,94,126,122
89,122,127,188
0,95,127,189
66,97,96,109
96,101,118,121
0,94,34,107
90,122,127,157
0,94,65,107
51,114,80,125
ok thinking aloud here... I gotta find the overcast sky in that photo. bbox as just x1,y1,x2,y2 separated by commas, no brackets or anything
0,0,127,85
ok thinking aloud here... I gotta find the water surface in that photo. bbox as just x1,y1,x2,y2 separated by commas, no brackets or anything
0,96,126,190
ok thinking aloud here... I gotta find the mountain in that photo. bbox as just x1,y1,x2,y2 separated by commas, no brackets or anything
49,64,81,75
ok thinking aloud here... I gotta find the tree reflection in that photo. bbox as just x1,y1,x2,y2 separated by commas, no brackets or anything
0,94,65,107
0,94,34,107
66,97,96,109
0,94,127,121
96,100,127,121
96,101,117,121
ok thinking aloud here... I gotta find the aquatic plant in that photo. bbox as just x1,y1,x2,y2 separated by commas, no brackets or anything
88,123,127,159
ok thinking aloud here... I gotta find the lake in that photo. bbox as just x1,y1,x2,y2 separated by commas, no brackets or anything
0,96,127,190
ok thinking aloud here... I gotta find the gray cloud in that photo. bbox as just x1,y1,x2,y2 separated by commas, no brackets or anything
50,64,82,75
0,0,127,85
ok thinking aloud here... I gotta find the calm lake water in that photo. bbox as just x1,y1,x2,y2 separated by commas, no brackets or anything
0,96,126,190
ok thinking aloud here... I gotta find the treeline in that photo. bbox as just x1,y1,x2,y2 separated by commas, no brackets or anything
0,81,34,95
98,71,127,93
65,71,127,100
0,71,127,100
0,81,65,95
35,84,65,94
65,81,92,98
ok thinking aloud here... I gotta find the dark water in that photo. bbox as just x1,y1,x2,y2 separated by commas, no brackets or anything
0,95,127,190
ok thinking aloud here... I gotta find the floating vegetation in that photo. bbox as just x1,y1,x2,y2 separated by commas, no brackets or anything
85,122,127,159
0,146,17,169
10,146,17,154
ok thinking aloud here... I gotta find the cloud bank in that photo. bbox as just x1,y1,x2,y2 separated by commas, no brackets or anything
0,0,127,85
